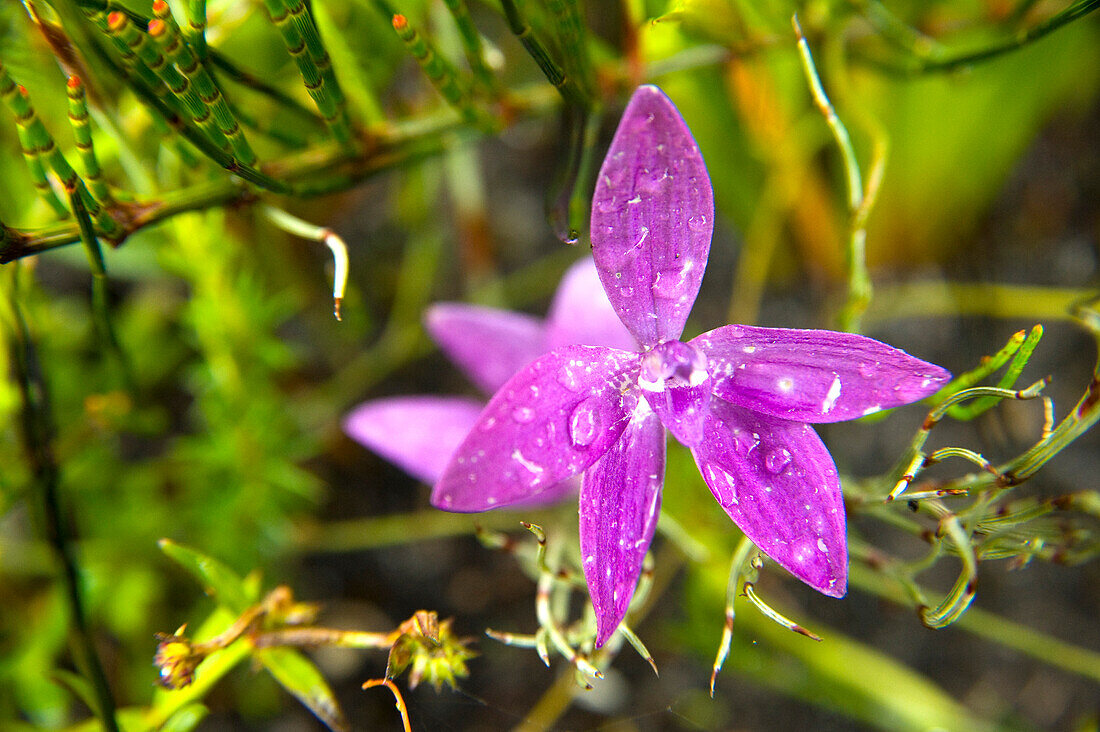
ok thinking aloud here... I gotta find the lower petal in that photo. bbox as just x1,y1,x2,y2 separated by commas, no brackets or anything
579,401,666,648
691,400,847,597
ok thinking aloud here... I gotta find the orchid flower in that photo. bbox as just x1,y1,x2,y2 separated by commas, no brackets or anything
343,258,636,491
433,85,951,647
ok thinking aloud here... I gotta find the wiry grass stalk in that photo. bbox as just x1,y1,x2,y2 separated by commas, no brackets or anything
107,12,232,153
440,0,497,91
391,14,485,126
0,60,69,216
65,76,113,206
263,0,352,144
0,64,119,238
150,1,256,165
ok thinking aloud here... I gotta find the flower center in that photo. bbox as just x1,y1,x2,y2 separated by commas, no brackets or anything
638,340,709,391
637,340,712,447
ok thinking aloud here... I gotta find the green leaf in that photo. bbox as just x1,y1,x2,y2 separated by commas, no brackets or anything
256,647,349,732
160,702,210,732
158,539,252,614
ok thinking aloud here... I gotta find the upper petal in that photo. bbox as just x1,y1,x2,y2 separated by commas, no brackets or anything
691,399,847,597
692,325,951,423
545,257,638,352
425,303,546,394
344,396,483,484
579,399,665,648
432,346,641,512
591,85,714,347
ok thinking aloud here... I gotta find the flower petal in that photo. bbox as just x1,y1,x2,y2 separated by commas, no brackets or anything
425,303,546,394
693,325,951,423
579,400,665,648
591,85,714,347
545,258,638,352
344,396,484,484
432,346,641,512
638,340,711,447
691,399,847,597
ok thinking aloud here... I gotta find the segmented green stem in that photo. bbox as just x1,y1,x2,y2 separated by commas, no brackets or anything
500,0,585,107
0,64,118,237
66,76,113,205
88,9,169,97
107,12,231,153
150,2,256,164
0,60,68,216
392,14,483,125
441,0,496,90
263,0,352,143
185,0,207,59
545,0,593,97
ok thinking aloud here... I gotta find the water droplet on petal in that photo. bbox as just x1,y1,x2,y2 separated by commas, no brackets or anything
765,448,792,474
858,362,879,378
568,397,603,448
734,430,759,455
703,464,738,505
512,406,535,423
619,285,634,298
557,363,582,391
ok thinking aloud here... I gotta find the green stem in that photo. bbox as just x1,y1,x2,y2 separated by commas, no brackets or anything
5,268,121,732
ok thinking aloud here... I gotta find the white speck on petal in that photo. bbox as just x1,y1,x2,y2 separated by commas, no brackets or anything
742,345,756,354
822,374,842,413
778,377,794,392
862,405,882,416
511,449,544,476
817,538,829,553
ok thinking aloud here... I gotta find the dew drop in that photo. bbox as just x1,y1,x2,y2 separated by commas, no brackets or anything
703,464,738,504
568,397,603,448
557,364,582,391
765,448,792,474
857,362,879,378
512,406,535,423
734,430,759,455
687,214,709,233
619,285,634,298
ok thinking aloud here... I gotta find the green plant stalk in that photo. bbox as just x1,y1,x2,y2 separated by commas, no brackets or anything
5,267,121,732
108,12,232,154
185,0,207,59
500,0,586,107
545,0,594,97
149,4,257,165
441,0,496,91
15,122,71,217
65,76,113,205
793,15,872,333
1,82,561,262
282,0,350,120
310,1,385,127
263,0,352,143
848,562,1100,683
0,60,69,217
87,9,172,100
392,14,485,127
951,324,1043,419
0,66,119,237
870,0,1100,74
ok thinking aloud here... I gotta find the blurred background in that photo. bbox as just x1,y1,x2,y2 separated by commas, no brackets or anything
0,0,1098,729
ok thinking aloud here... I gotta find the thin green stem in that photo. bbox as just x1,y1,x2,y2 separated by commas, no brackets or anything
150,1,257,165
6,267,120,732
66,76,113,206
441,0,497,91
792,15,872,332
391,14,486,127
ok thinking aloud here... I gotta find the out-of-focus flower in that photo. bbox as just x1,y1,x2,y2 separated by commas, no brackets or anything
343,258,635,495
432,85,951,646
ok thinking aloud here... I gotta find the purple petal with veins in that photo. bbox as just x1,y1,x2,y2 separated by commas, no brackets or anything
691,399,847,597
425,303,546,394
692,325,951,423
638,340,711,447
591,85,714,347
546,258,638,352
344,396,484,484
432,346,641,512
580,399,665,648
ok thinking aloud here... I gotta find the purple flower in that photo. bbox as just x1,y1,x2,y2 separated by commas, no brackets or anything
343,257,636,491
433,85,951,647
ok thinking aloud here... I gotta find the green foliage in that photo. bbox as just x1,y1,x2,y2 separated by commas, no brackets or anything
1,0,1099,729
